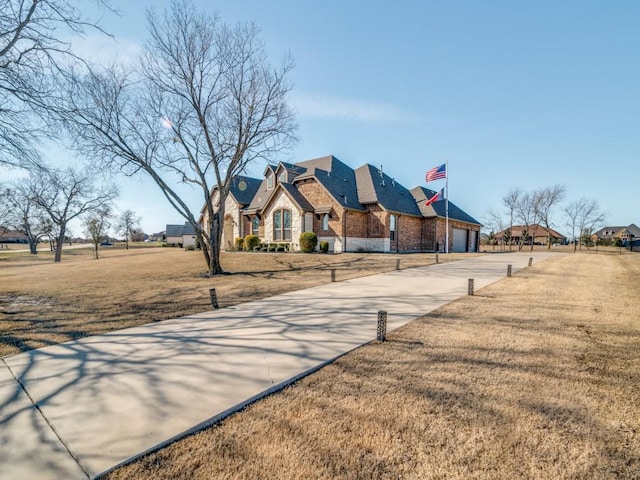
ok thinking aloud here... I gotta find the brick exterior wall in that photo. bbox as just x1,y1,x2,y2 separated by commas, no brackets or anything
397,215,423,252
296,179,343,238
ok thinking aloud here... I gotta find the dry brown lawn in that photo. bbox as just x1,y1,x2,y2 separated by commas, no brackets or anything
102,252,640,480
0,246,467,357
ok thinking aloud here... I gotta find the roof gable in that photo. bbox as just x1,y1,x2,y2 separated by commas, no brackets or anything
293,155,365,211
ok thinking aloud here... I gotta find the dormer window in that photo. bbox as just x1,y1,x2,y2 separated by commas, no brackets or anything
267,173,274,189
279,170,287,183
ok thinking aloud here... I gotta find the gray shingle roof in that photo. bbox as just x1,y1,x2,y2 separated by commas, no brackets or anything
165,222,195,236
245,178,272,213
355,164,422,217
293,155,366,211
410,187,481,225
229,175,261,206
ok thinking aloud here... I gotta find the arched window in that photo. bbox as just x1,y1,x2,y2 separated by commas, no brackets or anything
252,216,259,236
273,209,292,241
390,214,396,241
322,213,329,231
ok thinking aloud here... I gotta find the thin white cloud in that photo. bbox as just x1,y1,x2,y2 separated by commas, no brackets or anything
291,92,422,123
70,33,142,67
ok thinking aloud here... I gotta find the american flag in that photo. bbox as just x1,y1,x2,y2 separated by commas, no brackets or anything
425,164,446,182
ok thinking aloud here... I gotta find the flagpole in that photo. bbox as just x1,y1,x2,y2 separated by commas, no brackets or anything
445,159,449,254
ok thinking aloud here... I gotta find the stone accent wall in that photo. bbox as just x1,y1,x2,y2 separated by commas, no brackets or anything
263,193,304,250
345,237,389,252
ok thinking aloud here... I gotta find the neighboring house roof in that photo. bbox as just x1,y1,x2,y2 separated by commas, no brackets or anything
593,226,626,239
410,187,482,226
594,224,640,239
494,224,566,239
0,228,27,241
355,164,422,217
165,223,195,237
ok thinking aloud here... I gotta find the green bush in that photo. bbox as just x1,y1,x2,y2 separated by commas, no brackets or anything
319,240,329,253
244,235,260,252
299,232,318,253
235,237,245,251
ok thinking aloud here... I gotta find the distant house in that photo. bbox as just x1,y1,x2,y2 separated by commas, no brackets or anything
592,224,640,247
165,223,197,247
147,231,165,242
0,228,28,244
199,155,481,253
494,224,566,246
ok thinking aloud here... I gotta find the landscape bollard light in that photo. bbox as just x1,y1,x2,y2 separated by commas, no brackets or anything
507,264,512,277
468,278,474,295
529,257,533,267
395,259,400,270
331,268,336,282
209,288,219,309
377,310,387,342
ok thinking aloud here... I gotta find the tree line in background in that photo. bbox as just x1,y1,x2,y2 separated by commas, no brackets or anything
0,166,142,261
0,0,297,276
485,185,606,252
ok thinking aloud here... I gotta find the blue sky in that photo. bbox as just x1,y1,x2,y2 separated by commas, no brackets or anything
66,1,640,234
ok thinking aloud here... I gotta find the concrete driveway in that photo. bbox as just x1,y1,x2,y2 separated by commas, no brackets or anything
0,252,562,479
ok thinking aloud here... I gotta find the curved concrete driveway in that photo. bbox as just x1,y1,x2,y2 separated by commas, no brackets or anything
0,252,562,479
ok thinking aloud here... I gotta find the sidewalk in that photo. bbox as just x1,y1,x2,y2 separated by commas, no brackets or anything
0,252,561,479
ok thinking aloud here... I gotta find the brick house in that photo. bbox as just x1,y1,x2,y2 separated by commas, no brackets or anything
592,224,640,247
201,155,481,253
494,224,567,246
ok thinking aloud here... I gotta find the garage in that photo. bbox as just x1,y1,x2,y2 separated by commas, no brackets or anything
452,228,468,252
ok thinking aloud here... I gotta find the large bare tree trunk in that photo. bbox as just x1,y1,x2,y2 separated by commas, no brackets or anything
55,225,65,262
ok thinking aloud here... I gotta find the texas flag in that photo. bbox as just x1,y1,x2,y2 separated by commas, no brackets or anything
425,188,444,206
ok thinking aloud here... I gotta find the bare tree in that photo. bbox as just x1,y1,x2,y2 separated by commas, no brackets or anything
535,184,566,249
515,191,543,251
30,165,118,262
0,0,112,167
576,199,606,251
0,184,9,237
57,1,296,276
1,176,50,253
83,205,112,259
484,208,506,251
564,200,581,252
115,209,141,249
502,188,522,251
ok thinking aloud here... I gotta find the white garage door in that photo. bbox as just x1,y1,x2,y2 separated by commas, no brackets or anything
469,230,478,252
452,228,468,252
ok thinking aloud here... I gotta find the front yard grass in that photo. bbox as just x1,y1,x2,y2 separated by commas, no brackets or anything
0,246,468,357
101,252,640,480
